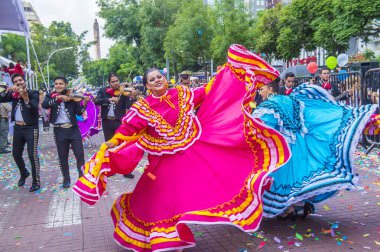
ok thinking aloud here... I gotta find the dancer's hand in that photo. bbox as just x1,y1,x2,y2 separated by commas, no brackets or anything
105,141,117,148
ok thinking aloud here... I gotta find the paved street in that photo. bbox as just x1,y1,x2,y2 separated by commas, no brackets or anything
0,131,379,252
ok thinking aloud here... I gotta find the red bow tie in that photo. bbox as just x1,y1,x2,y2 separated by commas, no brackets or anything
106,88,115,97
12,92,21,100
284,88,293,95
51,92,63,102
322,83,332,90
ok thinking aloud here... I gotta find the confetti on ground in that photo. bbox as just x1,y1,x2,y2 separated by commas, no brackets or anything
257,241,266,249
295,233,303,241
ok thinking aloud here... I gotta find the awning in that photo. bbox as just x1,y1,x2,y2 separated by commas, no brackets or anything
0,0,30,36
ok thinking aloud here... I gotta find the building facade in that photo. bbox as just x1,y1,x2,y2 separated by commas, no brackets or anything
245,0,266,16
22,1,41,26
204,0,265,16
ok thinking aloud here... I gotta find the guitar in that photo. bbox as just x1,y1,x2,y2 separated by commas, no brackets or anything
334,83,360,101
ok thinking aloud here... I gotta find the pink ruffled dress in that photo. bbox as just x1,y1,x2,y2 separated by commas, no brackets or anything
74,44,290,251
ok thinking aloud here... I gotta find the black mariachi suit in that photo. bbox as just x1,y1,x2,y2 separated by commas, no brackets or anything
42,93,86,183
317,79,349,101
0,90,40,184
330,82,349,101
95,86,132,141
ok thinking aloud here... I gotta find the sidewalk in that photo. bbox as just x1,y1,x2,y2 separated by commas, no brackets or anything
0,132,379,252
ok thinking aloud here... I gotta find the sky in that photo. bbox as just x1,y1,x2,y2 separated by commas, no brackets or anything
28,0,114,59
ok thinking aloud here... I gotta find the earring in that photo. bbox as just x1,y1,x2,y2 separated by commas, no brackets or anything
267,92,274,99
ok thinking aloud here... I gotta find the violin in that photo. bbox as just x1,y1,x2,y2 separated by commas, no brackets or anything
108,85,133,97
51,89,89,102
66,89,86,102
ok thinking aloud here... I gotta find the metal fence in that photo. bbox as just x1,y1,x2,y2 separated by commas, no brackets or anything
294,71,361,107
362,68,380,153
294,69,380,154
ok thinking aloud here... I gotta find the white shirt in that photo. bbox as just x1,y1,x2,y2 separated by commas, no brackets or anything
107,102,115,117
55,102,70,124
15,103,24,122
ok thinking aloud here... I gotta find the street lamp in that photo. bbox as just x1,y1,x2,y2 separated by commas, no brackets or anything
47,47,74,86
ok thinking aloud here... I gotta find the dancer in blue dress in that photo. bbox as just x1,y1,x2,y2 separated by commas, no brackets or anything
251,79,376,219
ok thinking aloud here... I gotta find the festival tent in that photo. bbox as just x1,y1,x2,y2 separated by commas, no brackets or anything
0,0,43,89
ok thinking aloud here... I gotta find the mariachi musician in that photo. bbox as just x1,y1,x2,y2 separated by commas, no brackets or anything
318,67,353,100
42,76,90,188
0,73,41,192
95,73,135,178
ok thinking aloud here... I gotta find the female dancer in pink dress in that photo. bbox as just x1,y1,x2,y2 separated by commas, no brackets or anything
74,44,291,251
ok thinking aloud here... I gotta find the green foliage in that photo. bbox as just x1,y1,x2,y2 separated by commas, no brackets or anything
332,0,380,44
363,48,376,61
0,34,27,61
254,5,281,62
164,0,212,76
97,0,142,45
82,59,110,86
0,21,90,86
30,22,82,81
254,0,380,61
82,42,143,86
210,0,256,65
98,0,183,71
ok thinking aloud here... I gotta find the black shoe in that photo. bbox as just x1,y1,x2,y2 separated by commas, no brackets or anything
303,202,315,219
276,209,297,221
18,172,30,187
29,183,40,192
0,149,11,154
123,173,135,179
289,211,298,222
63,181,71,189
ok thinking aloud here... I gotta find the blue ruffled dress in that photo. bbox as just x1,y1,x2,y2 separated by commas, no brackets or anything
251,84,376,217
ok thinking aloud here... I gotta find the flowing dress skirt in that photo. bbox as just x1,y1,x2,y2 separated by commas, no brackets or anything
74,44,290,251
252,84,376,217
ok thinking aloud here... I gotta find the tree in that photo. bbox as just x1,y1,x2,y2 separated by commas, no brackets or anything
97,0,142,45
82,59,111,87
363,48,376,61
210,0,256,65
107,42,143,81
275,1,318,61
0,33,27,61
254,5,282,63
82,42,143,85
0,22,90,86
98,0,183,70
31,22,88,81
164,0,212,79
332,0,380,44
311,0,349,55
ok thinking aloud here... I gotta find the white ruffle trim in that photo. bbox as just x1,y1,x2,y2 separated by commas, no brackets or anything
252,107,298,144
263,181,358,217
